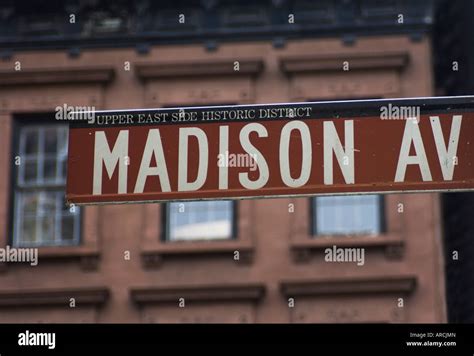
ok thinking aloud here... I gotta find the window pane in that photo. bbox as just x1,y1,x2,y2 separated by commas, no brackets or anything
15,190,78,247
44,158,57,182
23,159,37,183
20,216,37,245
314,195,381,236
167,201,233,241
24,129,39,155
21,192,39,216
60,191,79,243
44,128,58,154
57,127,68,157
39,215,55,244
39,192,57,215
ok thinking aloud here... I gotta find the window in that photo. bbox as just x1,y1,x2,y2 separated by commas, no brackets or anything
312,195,383,236
12,122,80,247
165,201,234,241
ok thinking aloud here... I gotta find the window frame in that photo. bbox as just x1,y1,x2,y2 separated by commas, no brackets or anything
162,200,238,242
310,195,387,237
9,114,82,247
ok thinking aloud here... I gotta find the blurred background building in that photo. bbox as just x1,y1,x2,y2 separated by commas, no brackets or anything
0,0,471,323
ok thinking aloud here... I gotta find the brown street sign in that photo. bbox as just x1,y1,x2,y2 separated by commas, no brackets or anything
66,96,474,205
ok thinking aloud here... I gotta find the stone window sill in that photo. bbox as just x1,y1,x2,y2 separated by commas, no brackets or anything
290,234,405,262
0,245,100,272
130,283,265,305
141,239,254,267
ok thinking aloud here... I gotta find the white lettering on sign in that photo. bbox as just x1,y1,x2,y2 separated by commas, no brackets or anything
134,129,171,193
279,121,312,188
324,120,355,185
90,115,464,194
178,127,208,192
218,125,229,190
238,123,269,190
93,130,128,195
395,115,462,182
395,117,432,182
430,115,462,181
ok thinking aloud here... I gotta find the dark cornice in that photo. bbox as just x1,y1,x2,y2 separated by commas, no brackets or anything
130,283,266,304
135,59,264,80
280,51,409,74
280,275,417,297
0,287,110,307
0,66,115,86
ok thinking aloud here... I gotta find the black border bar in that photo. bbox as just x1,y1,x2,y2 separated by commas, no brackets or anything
0,324,472,354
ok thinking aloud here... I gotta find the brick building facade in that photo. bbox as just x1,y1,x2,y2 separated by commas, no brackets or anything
0,0,446,323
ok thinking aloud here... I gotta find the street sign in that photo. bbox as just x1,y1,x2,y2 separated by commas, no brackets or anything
66,96,474,205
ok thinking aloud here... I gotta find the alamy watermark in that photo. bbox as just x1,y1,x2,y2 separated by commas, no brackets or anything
380,103,420,123
55,103,96,123
18,330,55,350
325,245,365,266
217,150,258,171
0,245,38,266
